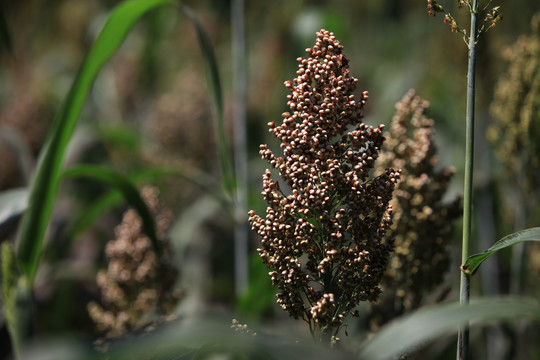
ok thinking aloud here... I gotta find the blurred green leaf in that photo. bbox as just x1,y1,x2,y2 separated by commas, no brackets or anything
237,252,275,316
462,227,540,276
36,317,342,360
68,166,228,244
357,297,540,360
0,188,28,227
15,0,176,284
62,165,161,255
0,3,12,55
97,123,141,152
182,5,236,197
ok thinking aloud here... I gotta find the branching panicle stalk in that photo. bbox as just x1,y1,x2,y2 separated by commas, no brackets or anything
426,1,502,359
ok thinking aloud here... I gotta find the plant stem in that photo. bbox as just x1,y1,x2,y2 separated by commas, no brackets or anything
458,1,479,359
231,0,249,296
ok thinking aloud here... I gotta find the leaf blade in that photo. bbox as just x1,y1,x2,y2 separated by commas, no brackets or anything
462,227,540,276
358,297,540,360
62,165,161,255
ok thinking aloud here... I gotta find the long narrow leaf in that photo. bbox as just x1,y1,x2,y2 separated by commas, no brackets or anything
182,5,236,197
62,165,161,255
462,227,540,276
358,297,540,360
15,0,175,283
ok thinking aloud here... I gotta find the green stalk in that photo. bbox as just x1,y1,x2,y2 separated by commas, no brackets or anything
458,1,479,359
231,0,248,296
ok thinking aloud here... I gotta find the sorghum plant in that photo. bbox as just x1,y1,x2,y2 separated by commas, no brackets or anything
370,90,461,330
427,0,502,43
488,13,540,294
427,2,502,359
248,29,399,342
488,13,540,223
88,186,181,340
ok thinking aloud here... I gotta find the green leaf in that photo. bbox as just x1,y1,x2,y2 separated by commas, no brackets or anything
236,252,275,316
0,3,13,55
15,0,176,284
182,5,236,197
67,166,228,244
357,297,540,360
0,188,28,227
462,227,540,276
62,165,161,255
97,123,141,153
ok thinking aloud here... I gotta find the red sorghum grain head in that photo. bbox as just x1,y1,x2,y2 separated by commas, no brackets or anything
248,29,399,340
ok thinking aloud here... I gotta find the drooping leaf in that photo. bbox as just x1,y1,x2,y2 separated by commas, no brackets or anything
462,227,540,276
67,166,228,244
30,317,341,360
62,165,161,255
357,297,540,360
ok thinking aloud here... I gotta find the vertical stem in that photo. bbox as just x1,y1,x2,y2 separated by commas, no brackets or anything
458,1,478,359
231,0,249,296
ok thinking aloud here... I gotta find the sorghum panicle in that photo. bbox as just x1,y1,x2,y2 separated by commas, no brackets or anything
427,1,502,40
369,90,461,330
488,13,540,178
488,14,540,286
88,187,181,340
248,29,399,339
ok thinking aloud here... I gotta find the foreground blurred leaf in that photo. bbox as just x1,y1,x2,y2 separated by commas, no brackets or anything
357,297,540,360
62,165,161,255
0,188,28,228
462,227,540,276
23,317,346,360
15,0,175,284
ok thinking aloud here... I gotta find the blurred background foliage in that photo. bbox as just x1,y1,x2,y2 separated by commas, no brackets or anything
1,0,540,359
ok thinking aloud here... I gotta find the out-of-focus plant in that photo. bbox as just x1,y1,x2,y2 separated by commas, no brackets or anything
488,13,540,227
488,13,540,309
0,0,231,357
370,90,461,330
87,186,181,342
249,29,399,343
147,69,215,173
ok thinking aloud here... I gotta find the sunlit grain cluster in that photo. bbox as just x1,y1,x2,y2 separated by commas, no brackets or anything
249,29,399,339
